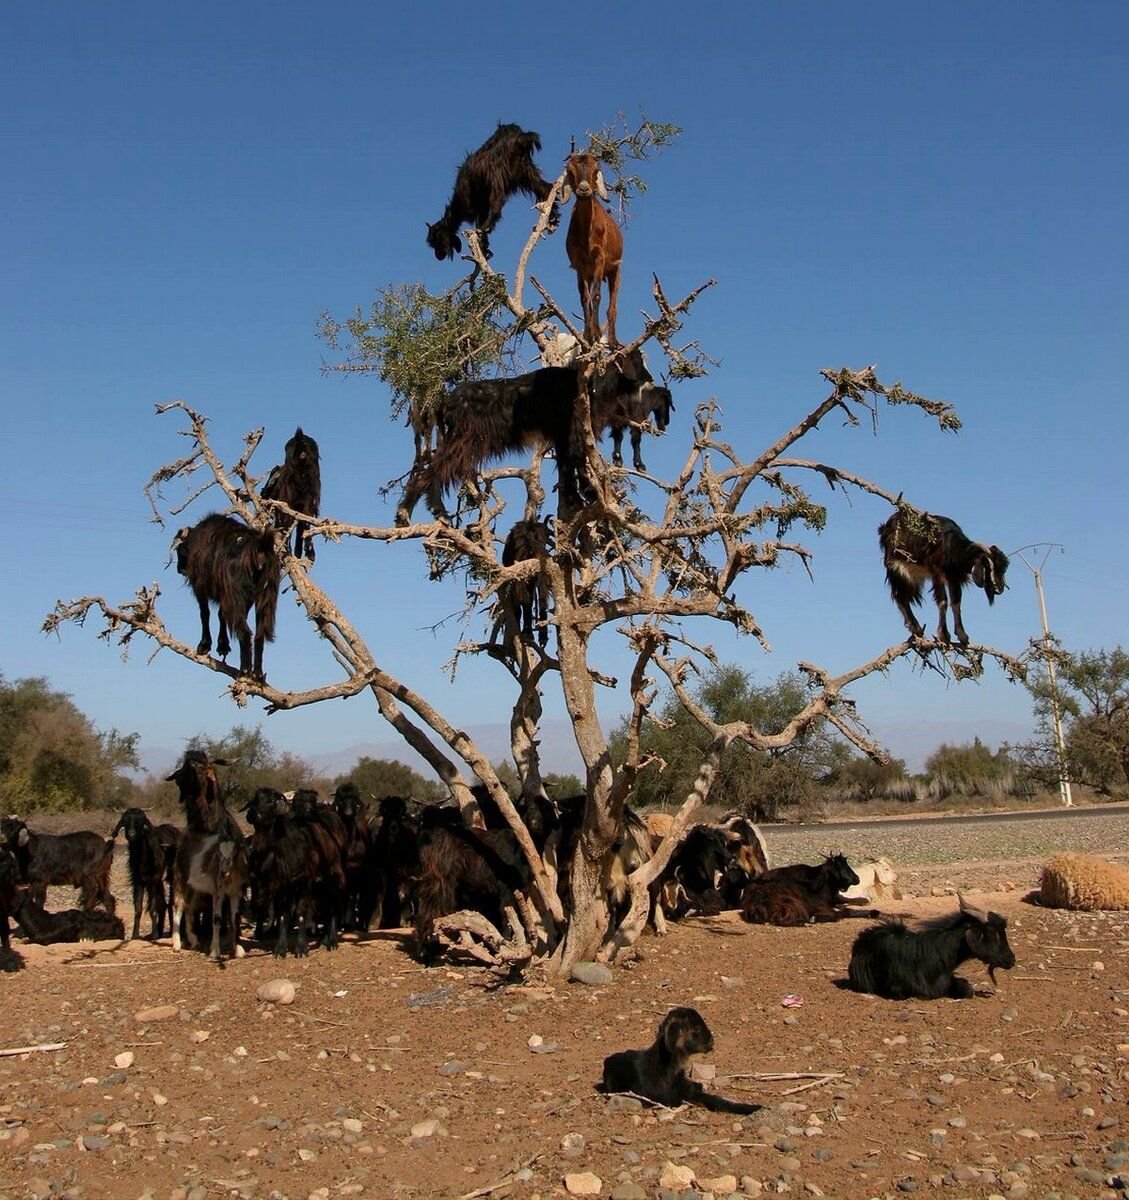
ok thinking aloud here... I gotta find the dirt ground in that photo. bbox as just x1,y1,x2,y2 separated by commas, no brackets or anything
1,836,1127,1200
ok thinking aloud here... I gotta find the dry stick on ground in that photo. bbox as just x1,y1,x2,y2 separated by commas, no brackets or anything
458,1153,544,1200
0,1043,66,1058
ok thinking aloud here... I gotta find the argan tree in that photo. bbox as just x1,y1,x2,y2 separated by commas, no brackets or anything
46,119,1026,972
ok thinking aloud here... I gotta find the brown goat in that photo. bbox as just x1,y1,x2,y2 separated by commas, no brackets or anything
878,508,1009,646
563,153,623,346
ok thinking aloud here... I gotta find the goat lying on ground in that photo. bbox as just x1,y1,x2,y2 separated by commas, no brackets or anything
426,122,559,262
563,152,624,346
740,853,873,926
0,816,116,916
847,895,1016,999
396,350,652,524
13,894,125,944
173,514,281,680
111,808,169,940
262,426,321,561
601,1007,761,1114
878,507,1009,645
657,814,770,920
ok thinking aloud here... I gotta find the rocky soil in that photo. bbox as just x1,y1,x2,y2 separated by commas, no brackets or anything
1,807,1127,1200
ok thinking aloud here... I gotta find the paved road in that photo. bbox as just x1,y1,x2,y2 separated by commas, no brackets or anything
760,803,1129,869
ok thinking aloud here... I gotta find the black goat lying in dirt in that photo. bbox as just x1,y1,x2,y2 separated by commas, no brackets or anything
0,816,116,916
847,895,1016,999
13,894,125,944
601,1007,761,1114
740,853,874,926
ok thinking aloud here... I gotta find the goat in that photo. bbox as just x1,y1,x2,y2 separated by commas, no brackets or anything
173,513,281,680
426,123,558,262
657,815,770,920
563,152,624,346
110,807,169,940
413,809,532,962
609,383,674,472
878,507,1009,646
740,853,871,926
290,788,349,950
498,519,553,647
154,821,181,920
171,835,249,960
368,795,421,930
261,426,321,561
332,782,375,931
246,790,321,958
0,816,116,916
167,750,248,959
395,350,652,525
0,847,20,965
601,1007,761,1114
847,895,1016,999
12,894,125,944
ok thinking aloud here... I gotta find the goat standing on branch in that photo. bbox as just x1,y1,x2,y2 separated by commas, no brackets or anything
262,426,321,561
426,123,560,262
173,514,281,681
499,518,553,647
563,152,624,346
878,507,1009,646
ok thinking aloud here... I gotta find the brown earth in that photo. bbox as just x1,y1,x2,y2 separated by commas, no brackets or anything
2,813,1128,1200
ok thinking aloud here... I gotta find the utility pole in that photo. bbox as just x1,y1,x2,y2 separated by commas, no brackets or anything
1014,545,1073,808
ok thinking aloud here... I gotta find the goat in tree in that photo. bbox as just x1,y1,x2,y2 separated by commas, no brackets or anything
426,123,559,262
262,426,321,561
878,507,1009,646
563,152,624,346
173,514,281,681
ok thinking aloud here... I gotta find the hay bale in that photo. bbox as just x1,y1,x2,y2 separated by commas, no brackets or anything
1040,853,1129,911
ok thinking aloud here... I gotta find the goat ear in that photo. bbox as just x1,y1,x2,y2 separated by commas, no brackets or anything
595,171,609,202
17,827,29,847
970,554,989,589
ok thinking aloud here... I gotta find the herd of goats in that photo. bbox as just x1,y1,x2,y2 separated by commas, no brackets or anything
1,746,1016,1010
0,122,1026,1104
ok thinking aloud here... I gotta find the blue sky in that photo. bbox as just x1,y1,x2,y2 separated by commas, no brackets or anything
5,3,1126,778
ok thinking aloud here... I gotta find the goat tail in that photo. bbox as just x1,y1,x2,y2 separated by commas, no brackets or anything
257,544,282,643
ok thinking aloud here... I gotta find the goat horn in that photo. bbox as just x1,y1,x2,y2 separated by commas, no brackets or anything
957,892,989,922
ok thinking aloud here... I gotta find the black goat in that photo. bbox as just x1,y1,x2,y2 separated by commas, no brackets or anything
111,808,169,940
413,805,531,961
13,894,125,944
0,846,20,964
167,750,248,959
173,513,281,681
601,1007,761,1114
498,519,553,647
657,815,770,920
847,896,1017,1000
878,507,1009,646
262,426,321,561
332,783,375,931
610,383,674,472
368,795,421,930
426,123,558,262
290,789,348,950
740,853,868,926
396,350,652,525
0,816,116,916
248,793,319,959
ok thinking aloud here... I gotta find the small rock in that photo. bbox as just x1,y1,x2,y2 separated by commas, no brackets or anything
659,1161,696,1189
570,962,614,986
410,1119,443,1140
609,1183,646,1200
114,1052,134,1069
699,1174,738,1193
81,1134,110,1151
257,979,296,1005
561,1132,587,1158
342,1118,362,1134
297,1147,316,1162
438,1062,465,1077
134,1004,179,1023
189,1030,209,1044
563,1171,602,1195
